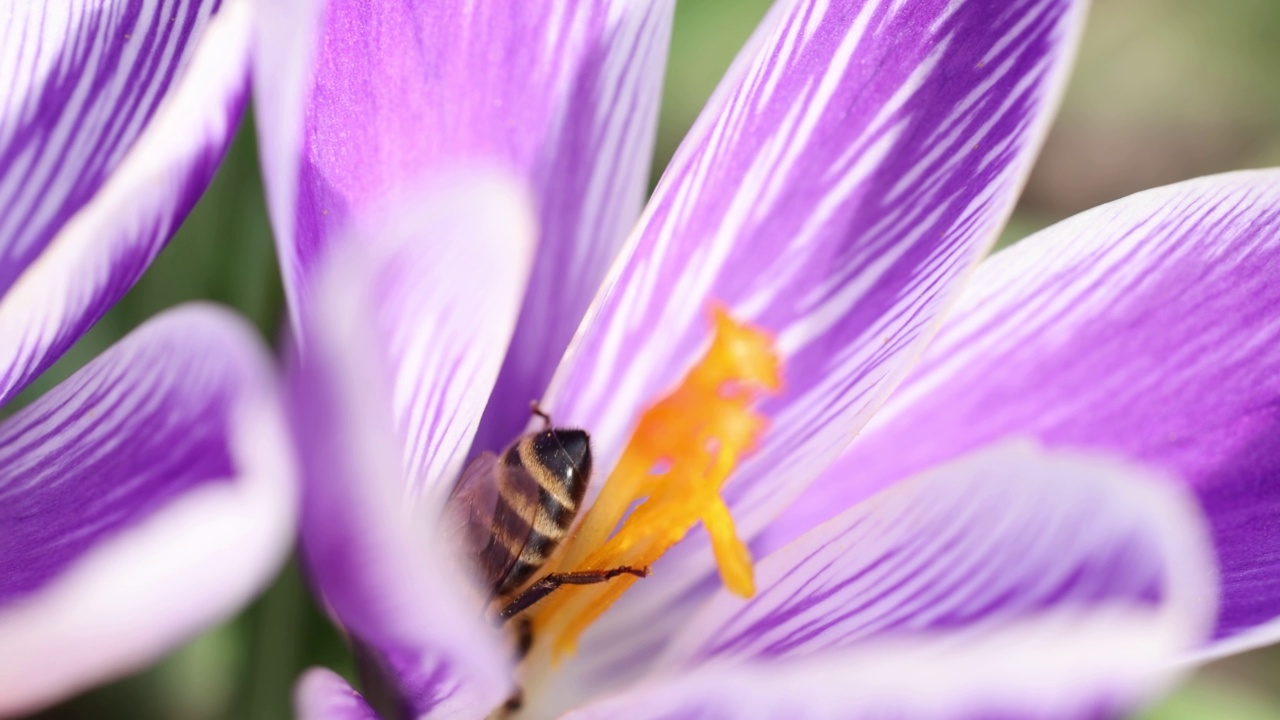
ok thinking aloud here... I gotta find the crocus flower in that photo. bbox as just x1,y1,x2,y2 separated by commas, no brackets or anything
255,0,1280,717
0,1,296,714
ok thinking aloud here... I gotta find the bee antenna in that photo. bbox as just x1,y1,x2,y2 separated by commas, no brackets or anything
530,401,552,430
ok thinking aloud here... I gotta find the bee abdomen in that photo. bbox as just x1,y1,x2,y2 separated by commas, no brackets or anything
485,432,590,596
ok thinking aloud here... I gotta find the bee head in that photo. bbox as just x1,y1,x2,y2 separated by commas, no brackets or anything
530,428,592,502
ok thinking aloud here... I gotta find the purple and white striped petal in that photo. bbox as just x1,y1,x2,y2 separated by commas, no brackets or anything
564,614,1196,720
250,0,318,302
665,442,1212,668
543,441,1214,707
0,305,295,717
0,0,250,405
545,0,1086,539
295,669,379,720
257,1,674,434
771,169,1280,657
292,176,535,718
375,175,536,500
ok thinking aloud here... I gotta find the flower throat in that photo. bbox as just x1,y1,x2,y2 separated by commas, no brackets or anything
524,305,782,659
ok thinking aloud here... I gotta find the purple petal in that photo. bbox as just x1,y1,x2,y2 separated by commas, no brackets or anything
0,305,296,716
546,441,1214,707
257,0,675,430
376,175,536,499
250,0,318,302
665,442,1212,667
769,169,1280,655
292,176,536,718
545,0,1086,541
295,669,380,720
0,0,223,284
564,614,1197,720
0,0,249,404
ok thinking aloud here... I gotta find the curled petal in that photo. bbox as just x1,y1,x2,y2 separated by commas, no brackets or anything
375,175,536,500
665,442,1214,666
547,441,1215,702
295,668,380,720
258,0,674,421
771,169,1280,655
564,613,1201,720
0,305,296,716
548,0,1087,540
0,0,250,404
250,0,320,303
293,175,535,718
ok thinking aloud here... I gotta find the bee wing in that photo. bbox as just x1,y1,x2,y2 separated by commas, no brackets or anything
443,451,501,561
445,449,551,601
483,460,545,596
444,450,542,599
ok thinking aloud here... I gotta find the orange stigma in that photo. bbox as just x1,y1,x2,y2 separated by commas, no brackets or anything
532,304,781,659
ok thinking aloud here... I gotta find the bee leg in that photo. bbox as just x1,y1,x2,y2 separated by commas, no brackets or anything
499,566,650,621
529,401,552,430
503,688,524,713
485,687,525,720
514,615,534,659
484,619,532,720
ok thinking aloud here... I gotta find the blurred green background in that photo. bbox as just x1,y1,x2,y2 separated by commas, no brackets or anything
27,1,1280,718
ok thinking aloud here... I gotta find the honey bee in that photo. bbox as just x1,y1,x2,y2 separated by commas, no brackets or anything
446,404,647,648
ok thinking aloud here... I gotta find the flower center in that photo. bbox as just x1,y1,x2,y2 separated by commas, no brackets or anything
530,305,781,659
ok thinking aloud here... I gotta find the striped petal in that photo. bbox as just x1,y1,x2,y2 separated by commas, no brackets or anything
540,441,1214,708
0,305,296,716
295,669,380,720
256,0,674,439
292,175,535,718
770,169,1280,657
0,0,250,404
544,0,1086,542
565,614,1196,720
382,175,536,500
665,442,1212,667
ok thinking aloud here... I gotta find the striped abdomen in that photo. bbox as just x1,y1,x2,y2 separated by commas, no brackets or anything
476,429,592,597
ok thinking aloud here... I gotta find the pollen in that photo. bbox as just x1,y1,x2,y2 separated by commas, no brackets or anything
532,305,781,659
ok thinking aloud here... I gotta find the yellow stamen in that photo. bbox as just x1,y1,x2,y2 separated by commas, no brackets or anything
532,305,781,659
